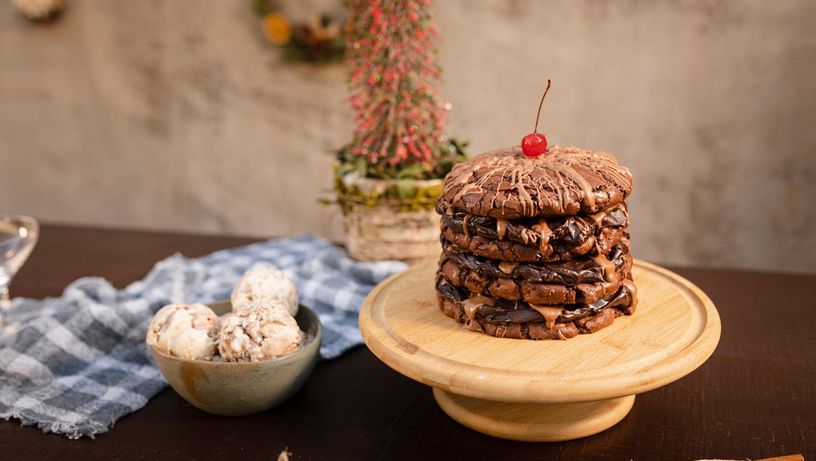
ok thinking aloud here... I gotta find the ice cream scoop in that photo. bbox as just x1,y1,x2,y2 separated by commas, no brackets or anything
146,303,220,360
149,301,322,416
218,305,302,362
231,264,299,316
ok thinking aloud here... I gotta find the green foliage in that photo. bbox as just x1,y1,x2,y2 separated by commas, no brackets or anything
253,0,274,16
325,138,467,214
327,175,444,214
281,34,345,64
336,138,468,181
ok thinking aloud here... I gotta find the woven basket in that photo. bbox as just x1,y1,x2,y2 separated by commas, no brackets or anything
341,177,442,263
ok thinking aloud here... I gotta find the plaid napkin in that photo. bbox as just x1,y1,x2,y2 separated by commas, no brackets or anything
0,235,405,438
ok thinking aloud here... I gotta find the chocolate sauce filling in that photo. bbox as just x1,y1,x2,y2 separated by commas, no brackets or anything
436,276,635,324
437,201,628,250
442,241,629,286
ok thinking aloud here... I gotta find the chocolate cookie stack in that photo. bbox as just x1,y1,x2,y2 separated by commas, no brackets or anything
435,146,638,340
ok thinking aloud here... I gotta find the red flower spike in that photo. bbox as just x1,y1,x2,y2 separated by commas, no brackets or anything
521,79,552,158
346,0,449,167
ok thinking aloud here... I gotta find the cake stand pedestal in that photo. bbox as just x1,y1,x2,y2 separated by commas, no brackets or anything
358,259,720,442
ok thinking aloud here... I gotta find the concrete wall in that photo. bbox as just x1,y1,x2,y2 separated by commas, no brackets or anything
1,0,814,273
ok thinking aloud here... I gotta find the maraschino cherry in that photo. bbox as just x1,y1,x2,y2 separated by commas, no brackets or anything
521,79,552,158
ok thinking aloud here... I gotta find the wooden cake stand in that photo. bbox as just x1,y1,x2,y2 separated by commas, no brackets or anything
358,259,720,442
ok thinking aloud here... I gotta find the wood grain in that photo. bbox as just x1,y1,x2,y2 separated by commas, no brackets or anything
0,224,812,459
360,259,721,403
433,391,635,442
359,258,721,440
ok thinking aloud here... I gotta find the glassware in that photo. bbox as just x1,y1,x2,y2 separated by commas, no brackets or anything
0,215,39,310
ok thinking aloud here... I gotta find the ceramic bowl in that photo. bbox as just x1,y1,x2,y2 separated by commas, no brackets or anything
149,300,322,416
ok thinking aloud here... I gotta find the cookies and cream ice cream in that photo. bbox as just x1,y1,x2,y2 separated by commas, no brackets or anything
146,303,220,360
231,264,299,316
218,305,302,362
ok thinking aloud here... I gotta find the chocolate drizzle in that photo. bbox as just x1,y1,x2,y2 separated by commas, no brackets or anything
443,146,634,219
438,201,628,253
496,219,508,240
436,276,636,325
441,240,629,286
434,144,637,341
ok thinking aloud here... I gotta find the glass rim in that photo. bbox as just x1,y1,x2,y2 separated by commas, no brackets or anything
0,214,38,225
0,215,39,246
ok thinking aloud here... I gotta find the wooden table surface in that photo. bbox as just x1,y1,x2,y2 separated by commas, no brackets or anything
0,224,813,460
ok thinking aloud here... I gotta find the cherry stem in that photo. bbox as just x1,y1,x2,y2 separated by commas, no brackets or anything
533,79,552,134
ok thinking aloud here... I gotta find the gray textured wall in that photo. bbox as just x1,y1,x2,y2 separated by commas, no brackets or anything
1,0,814,273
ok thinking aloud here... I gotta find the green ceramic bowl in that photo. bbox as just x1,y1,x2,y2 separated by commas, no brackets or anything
149,301,322,416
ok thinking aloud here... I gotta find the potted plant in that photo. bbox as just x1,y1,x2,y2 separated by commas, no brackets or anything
331,0,467,262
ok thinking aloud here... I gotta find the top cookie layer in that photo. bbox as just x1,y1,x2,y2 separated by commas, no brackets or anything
441,146,634,219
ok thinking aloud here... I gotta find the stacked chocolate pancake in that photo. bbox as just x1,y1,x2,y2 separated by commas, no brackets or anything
435,146,638,340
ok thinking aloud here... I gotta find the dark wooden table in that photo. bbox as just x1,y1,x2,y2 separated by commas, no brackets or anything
0,224,813,460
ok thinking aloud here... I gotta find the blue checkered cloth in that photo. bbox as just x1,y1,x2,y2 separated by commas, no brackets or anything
0,235,405,438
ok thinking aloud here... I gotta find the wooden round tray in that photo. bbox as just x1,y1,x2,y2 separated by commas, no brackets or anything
359,259,721,441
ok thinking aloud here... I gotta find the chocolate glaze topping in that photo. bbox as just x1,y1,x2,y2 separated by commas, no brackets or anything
441,222,628,263
435,276,636,325
438,201,628,254
441,240,629,287
442,146,633,219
